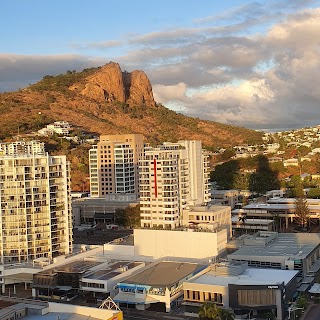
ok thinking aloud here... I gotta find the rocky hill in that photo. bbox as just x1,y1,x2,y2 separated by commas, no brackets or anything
0,62,263,147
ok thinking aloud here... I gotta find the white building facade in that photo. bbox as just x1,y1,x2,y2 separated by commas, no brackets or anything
0,141,73,264
139,140,210,229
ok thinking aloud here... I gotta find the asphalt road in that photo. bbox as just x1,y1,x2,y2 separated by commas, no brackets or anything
302,304,320,320
122,308,192,320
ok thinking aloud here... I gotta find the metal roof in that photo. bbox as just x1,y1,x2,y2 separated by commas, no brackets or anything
121,261,204,288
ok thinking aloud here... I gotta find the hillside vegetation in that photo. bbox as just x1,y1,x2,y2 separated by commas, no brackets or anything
0,64,264,191
0,65,263,147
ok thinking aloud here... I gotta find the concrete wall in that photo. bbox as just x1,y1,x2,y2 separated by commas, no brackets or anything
183,282,229,307
134,229,228,260
104,244,135,257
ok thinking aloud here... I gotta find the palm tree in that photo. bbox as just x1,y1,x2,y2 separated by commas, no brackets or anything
238,214,247,232
198,302,221,319
210,303,222,320
272,213,281,232
219,308,235,320
198,302,214,319
295,196,310,231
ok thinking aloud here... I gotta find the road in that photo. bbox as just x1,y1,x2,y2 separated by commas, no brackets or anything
302,304,320,320
122,307,192,320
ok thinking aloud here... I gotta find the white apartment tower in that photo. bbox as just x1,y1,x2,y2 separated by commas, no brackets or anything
0,141,72,264
89,134,144,198
140,140,210,229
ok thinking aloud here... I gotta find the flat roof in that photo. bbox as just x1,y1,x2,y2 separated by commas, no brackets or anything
309,283,320,294
37,260,102,276
4,273,34,281
84,261,143,281
189,267,298,287
122,261,204,288
245,203,320,212
187,205,230,213
229,233,320,259
231,216,273,225
245,198,320,212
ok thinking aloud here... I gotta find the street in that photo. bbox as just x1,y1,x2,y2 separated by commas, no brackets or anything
122,306,192,320
302,304,320,320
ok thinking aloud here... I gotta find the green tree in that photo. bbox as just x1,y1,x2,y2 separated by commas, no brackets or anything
297,145,310,157
204,303,221,320
307,187,320,198
220,149,236,161
296,294,308,309
249,155,280,194
219,308,235,320
272,213,281,232
233,173,250,190
115,205,141,228
287,175,304,197
238,215,248,233
198,302,214,319
295,197,310,230
198,303,235,320
264,311,275,320
210,160,240,190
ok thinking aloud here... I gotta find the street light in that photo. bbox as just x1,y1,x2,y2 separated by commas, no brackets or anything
288,306,304,320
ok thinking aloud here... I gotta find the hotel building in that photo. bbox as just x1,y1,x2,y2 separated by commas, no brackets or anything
0,140,72,264
139,140,210,229
89,134,144,198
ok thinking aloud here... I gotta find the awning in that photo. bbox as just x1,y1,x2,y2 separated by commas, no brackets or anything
309,283,320,294
297,284,310,292
113,292,159,305
4,273,34,282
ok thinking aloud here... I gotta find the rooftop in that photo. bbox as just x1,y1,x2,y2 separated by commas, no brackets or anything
122,261,204,288
189,267,298,287
229,233,320,259
187,205,230,213
37,260,102,276
83,261,144,281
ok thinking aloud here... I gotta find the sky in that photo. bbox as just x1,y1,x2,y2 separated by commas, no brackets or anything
1,0,320,130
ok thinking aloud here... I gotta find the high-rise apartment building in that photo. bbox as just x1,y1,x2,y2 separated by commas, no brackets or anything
140,140,210,229
0,141,72,264
89,134,144,198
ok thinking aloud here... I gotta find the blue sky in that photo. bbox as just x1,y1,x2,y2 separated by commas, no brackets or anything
1,0,320,129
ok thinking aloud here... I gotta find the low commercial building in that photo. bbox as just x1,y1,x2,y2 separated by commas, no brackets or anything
228,232,320,282
210,190,239,209
80,261,145,297
231,216,274,232
183,261,299,320
242,197,320,228
72,194,139,226
114,261,207,312
32,258,145,300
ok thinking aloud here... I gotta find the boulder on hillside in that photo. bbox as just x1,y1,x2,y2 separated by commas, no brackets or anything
80,61,155,107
